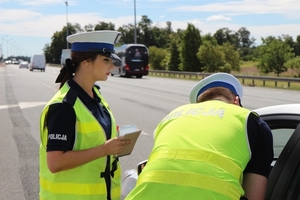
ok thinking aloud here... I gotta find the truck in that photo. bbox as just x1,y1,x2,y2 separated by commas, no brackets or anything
29,54,46,72
60,49,71,68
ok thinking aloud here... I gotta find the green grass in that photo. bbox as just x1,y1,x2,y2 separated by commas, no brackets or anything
238,78,300,90
240,60,258,68
149,60,300,90
149,65,300,91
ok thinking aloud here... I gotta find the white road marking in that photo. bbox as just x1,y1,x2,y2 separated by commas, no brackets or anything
0,102,150,136
0,102,47,110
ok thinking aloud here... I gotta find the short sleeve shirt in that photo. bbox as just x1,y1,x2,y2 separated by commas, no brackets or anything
245,112,274,178
46,79,112,152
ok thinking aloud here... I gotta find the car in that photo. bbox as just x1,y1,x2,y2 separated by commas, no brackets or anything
121,104,300,200
4,60,11,64
12,60,19,65
19,61,29,69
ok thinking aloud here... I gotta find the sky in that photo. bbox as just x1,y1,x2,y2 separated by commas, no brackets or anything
0,0,300,59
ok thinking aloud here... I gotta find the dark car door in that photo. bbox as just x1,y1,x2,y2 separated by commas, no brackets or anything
260,114,300,200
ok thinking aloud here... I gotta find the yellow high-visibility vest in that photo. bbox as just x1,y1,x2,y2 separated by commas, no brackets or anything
40,82,121,200
126,100,252,200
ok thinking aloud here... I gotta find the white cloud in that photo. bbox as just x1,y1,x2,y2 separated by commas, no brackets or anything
19,0,71,6
0,7,135,38
171,0,300,17
149,0,174,2
206,15,232,22
0,9,42,22
247,23,300,43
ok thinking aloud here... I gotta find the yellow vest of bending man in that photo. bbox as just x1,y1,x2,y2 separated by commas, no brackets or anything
126,73,266,200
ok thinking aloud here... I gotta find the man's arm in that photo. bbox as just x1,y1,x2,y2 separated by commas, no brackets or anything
242,173,268,200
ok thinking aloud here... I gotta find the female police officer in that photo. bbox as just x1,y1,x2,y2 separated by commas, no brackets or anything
39,31,131,200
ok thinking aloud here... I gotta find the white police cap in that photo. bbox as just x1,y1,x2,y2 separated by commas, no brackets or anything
67,30,122,59
189,72,243,103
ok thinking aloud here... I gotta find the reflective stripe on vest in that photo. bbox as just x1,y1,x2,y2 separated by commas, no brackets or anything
148,148,242,182
40,176,120,198
137,170,240,200
40,176,106,195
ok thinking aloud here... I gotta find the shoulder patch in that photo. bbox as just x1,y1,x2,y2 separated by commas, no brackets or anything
63,88,78,106
251,111,259,117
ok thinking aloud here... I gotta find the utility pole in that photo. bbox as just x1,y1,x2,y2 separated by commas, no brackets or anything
65,1,69,49
1,35,8,60
134,0,137,44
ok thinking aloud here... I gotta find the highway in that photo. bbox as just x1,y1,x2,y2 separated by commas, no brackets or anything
1,64,299,200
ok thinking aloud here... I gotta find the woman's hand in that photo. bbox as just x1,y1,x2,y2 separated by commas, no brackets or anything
103,136,132,155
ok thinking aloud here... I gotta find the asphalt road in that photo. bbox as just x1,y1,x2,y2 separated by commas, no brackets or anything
1,64,299,200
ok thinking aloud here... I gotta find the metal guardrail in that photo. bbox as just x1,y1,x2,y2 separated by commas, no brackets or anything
47,64,300,88
149,70,300,88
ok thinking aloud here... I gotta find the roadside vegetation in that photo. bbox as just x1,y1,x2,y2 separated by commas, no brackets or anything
19,15,300,81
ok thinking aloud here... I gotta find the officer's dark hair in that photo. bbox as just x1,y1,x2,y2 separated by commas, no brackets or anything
59,52,100,88
197,87,236,103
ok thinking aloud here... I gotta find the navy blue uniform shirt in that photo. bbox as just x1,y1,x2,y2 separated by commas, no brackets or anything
46,79,112,152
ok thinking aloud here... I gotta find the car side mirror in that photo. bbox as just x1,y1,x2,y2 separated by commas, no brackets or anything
137,160,148,175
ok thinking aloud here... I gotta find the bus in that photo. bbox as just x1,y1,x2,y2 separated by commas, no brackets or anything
111,44,149,78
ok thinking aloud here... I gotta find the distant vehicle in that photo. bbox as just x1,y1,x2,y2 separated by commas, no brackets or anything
60,49,71,68
12,60,19,65
4,60,11,64
110,56,122,76
112,44,149,78
29,54,46,72
19,61,29,69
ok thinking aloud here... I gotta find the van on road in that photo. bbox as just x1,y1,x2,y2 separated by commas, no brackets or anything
30,54,46,72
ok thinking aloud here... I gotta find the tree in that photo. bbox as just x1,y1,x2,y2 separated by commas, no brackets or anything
257,38,294,76
197,41,224,72
44,23,82,64
84,24,94,31
94,22,115,30
117,24,137,44
148,46,167,70
197,41,240,73
181,23,202,72
281,34,295,50
149,26,168,48
165,21,172,35
285,56,300,77
138,15,152,46
201,33,218,45
43,44,52,63
236,27,256,61
295,35,300,56
161,52,170,70
236,27,255,48
169,40,181,71
220,42,241,72
213,28,238,47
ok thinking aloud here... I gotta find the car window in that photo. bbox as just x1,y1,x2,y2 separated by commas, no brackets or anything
272,128,294,159
264,121,300,200
259,115,300,168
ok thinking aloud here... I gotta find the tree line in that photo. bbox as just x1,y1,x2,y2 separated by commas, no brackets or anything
43,15,300,77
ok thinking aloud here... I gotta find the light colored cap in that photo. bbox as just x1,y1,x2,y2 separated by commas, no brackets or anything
67,30,122,60
189,72,243,103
